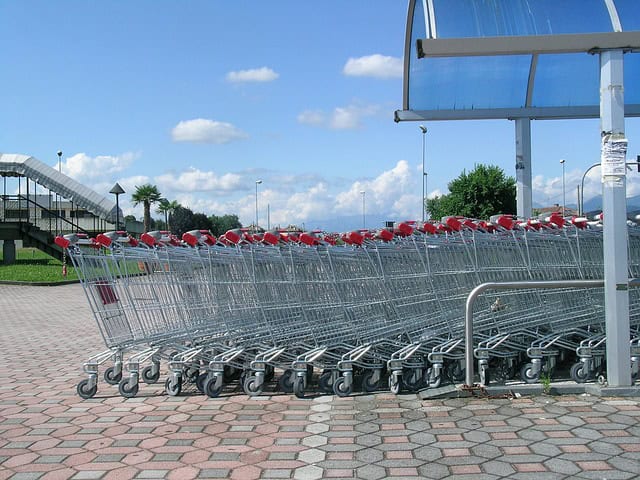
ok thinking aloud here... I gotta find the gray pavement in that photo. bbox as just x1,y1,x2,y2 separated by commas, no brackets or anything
0,283,639,479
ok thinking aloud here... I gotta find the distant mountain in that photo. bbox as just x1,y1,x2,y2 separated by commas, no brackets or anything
582,194,640,213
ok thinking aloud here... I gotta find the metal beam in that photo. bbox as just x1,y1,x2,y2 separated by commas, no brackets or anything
417,31,640,58
394,104,640,122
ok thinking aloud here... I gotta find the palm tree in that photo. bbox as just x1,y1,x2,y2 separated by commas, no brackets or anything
157,199,181,232
132,184,162,233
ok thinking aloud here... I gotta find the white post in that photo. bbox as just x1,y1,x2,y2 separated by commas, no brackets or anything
515,118,532,219
600,49,631,387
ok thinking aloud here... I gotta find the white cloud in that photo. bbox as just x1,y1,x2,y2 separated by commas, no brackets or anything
343,54,403,79
335,160,417,218
297,110,325,126
62,152,137,181
226,67,279,83
298,104,379,130
155,168,242,193
171,118,248,144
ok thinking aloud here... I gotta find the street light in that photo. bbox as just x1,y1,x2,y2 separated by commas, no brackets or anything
560,159,566,217
419,125,427,222
110,183,125,231
360,190,366,229
255,180,262,231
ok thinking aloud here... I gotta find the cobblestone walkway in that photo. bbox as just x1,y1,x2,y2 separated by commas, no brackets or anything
1,284,639,479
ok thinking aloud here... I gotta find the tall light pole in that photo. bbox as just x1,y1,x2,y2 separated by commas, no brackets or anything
57,151,62,234
419,125,427,222
360,190,366,230
560,159,566,217
255,180,262,231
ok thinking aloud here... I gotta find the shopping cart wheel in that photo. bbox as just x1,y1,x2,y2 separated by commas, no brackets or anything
118,378,139,398
243,375,263,397
77,379,98,399
165,376,182,396
141,366,160,384
402,368,423,392
103,366,122,385
361,371,379,393
293,376,305,399
318,370,334,393
429,373,442,389
519,363,540,384
204,376,224,398
278,369,294,393
333,377,352,397
570,363,589,383
389,376,402,395
195,372,208,393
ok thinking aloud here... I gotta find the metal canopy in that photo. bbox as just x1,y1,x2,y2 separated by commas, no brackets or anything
395,0,640,122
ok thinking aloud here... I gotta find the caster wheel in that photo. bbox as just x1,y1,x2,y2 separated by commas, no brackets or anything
570,363,589,383
77,379,98,399
293,376,305,399
204,375,223,398
278,369,294,393
402,368,423,392
333,377,353,397
389,375,401,395
118,378,139,398
165,376,182,396
520,363,540,384
103,366,122,385
318,370,334,393
195,372,208,393
361,371,379,393
243,375,264,397
142,365,160,384
429,372,442,389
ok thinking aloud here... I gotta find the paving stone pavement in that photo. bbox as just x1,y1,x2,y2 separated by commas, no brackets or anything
0,284,639,479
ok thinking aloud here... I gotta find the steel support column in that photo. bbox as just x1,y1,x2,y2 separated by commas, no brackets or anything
600,49,631,386
515,118,532,219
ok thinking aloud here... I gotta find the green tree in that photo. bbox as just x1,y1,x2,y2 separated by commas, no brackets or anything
156,199,181,232
426,164,516,221
170,206,195,237
192,213,213,232
209,214,242,236
131,184,162,233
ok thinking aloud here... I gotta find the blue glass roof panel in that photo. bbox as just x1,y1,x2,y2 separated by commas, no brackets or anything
409,56,530,111
431,0,615,38
531,54,600,108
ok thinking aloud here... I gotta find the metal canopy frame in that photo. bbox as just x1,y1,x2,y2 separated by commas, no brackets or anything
394,0,638,388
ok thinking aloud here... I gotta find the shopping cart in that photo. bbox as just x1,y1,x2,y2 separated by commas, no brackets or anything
58,213,640,400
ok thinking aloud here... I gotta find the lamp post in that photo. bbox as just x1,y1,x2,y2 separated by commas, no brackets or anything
360,190,366,230
255,180,262,231
109,183,125,231
57,151,62,234
419,125,427,222
560,159,566,217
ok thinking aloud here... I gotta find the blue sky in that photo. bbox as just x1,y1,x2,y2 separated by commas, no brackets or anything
2,1,639,231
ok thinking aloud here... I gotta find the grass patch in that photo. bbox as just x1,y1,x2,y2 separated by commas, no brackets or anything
0,248,78,283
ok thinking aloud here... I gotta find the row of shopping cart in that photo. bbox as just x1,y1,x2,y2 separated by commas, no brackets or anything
58,213,640,400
